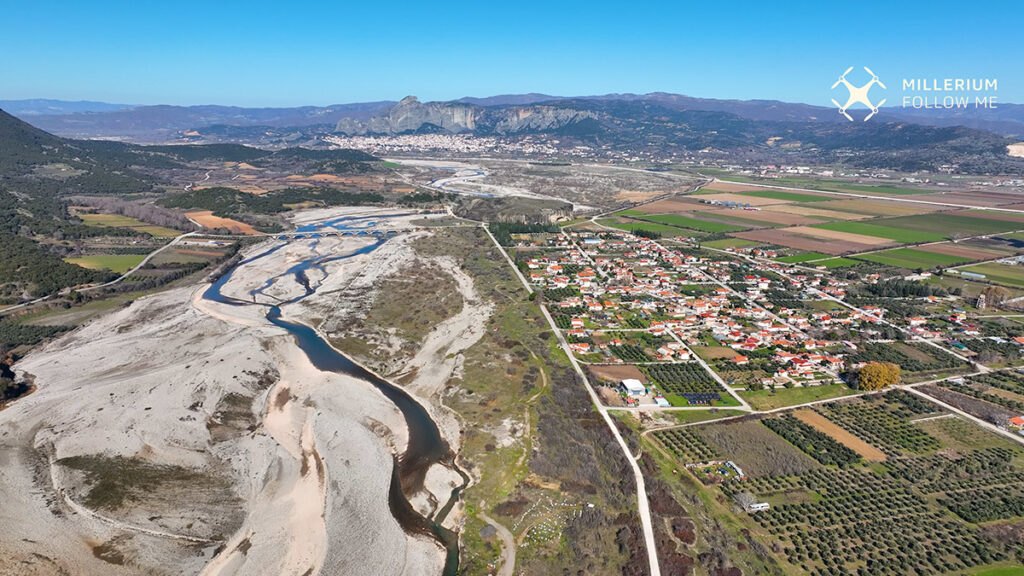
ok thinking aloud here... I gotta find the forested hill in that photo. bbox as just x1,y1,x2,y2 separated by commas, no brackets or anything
0,108,156,194
0,109,389,304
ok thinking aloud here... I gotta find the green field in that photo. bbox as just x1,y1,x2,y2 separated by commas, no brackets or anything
734,190,833,203
812,221,945,243
998,231,1024,242
667,409,747,425
65,254,146,274
812,257,860,268
635,213,745,233
775,252,830,263
77,212,181,237
738,384,855,411
966,564,1024,576
956,262,1024,288
701,238,760,249
821,183,932,196
875,213,1024,238
596,218,691,236
856,248,971,269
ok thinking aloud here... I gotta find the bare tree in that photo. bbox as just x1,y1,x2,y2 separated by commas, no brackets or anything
69,196,198,231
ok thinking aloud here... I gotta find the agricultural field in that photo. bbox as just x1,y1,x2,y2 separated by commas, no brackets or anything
918,241,1014,262
736,464,1009,576
941,372,1024,414
810,257,859,268
640,363,737,406
693,418,819,478
75,212,181,237
816,392,941,457
765,203,872,221
878,212,1024,239
811,220,946,243
184,210,260,235
666,409,747,425
820,183,933,196
811,198,939,217
738,383,857,411
849,342,967,378
649,391,1024,576
733,228,877,255
856,247,974,269
594,217,690,237
733,190,833,203
631,213,745,233
692,344,741,361
774,252,830,263
957,262,1024,288
653,427,719,463
700,237,760,249
792,409,888,461
64,254,146,274
763,413,866,467
699,208,820,227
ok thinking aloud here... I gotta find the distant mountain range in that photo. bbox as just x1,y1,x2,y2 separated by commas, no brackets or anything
10,101,394,141
0,98,134,116
3,93,1023,174
6,93,1024,141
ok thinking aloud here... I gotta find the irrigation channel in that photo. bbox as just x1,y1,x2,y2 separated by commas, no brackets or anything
202,213,469,575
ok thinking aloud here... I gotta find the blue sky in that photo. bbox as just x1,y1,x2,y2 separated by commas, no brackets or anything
1,0,1020,106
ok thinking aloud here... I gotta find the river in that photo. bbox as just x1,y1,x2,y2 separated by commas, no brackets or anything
201,213,466,575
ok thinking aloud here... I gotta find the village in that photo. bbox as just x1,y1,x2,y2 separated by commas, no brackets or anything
511,225,1024,413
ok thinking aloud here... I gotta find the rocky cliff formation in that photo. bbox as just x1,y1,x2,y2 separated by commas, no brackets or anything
334,95,597,136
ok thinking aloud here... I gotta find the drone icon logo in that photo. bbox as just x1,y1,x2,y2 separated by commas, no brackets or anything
831,66,886,121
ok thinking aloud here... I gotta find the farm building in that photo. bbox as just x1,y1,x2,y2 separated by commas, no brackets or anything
620,379,646,397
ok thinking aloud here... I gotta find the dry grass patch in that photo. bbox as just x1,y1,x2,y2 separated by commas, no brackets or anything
696,419,819,477
184,210,259,235
641,197,707,212
587,364,647,384
615,190,665,202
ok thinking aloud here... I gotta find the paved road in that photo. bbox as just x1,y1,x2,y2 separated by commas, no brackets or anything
0,231,197,318
904,383,1024,447
537,303,662,576
481,229,662,576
